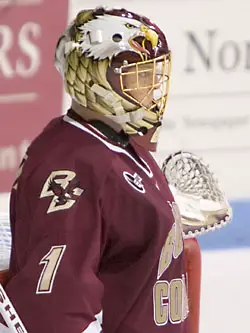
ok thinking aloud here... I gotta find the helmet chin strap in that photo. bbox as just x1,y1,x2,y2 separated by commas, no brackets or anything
106,109,145,124
90,82,149,126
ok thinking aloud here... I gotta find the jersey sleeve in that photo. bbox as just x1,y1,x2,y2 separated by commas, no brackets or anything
5,164,107,333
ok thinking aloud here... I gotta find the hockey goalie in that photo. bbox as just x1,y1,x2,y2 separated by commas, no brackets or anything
0,6,231,332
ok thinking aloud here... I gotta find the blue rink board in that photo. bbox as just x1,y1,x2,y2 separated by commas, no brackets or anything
198,200,250,251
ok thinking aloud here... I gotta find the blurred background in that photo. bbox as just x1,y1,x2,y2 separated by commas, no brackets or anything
0,0,249,332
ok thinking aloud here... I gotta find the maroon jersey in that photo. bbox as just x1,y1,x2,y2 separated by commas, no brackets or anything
5,112,189,332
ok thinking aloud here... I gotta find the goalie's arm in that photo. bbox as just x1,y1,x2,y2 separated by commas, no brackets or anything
5,195,105,333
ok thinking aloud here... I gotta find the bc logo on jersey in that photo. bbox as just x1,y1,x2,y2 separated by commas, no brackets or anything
123,171,145,193
40,171,84,213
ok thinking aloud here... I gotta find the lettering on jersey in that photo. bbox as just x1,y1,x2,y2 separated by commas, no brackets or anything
153,202,189,326
153,274,189,326
123,171,145,193
157,202,184,279
40,171,84,213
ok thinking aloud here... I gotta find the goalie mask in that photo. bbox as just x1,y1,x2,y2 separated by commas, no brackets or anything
55,7,171,146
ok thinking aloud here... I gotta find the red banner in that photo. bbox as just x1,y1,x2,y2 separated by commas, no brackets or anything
0,0,69,192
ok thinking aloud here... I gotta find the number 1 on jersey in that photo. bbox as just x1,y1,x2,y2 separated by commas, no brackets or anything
36,245,66,294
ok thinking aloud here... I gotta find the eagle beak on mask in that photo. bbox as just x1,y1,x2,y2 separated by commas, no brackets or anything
128,25,159,55
140,25,158,49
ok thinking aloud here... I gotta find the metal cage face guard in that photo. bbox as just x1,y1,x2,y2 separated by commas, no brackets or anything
119,53,171,119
